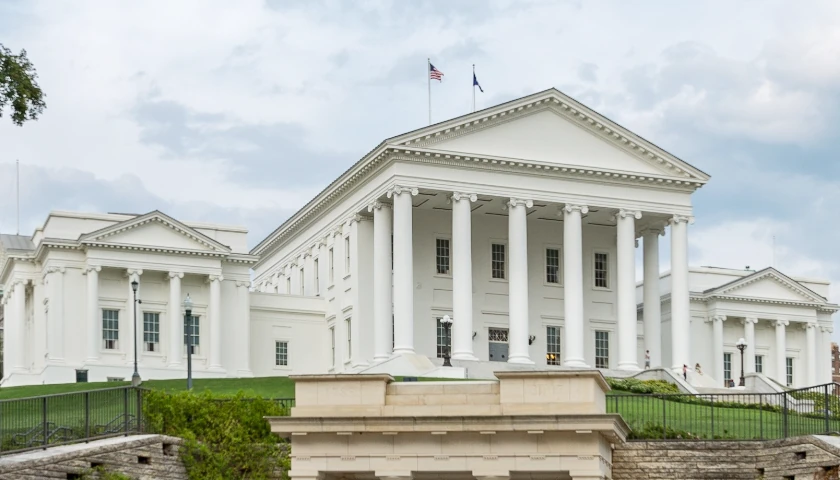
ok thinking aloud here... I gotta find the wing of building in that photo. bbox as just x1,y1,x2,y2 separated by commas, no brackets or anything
1,89,836,388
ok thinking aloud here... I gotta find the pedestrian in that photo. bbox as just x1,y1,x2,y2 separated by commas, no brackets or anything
683,364,688,381
644,350,651,369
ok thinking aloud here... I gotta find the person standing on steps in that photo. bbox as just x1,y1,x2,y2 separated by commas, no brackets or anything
683,364,688,381
645,350,651,369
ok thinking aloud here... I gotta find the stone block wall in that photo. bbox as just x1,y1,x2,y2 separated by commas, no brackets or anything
613,436,840,480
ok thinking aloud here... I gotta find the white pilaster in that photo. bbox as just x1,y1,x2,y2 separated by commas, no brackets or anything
237,281,253,376
167,272,184,367
669,214,692,372
387,185,418,355
451,192,478,361
126,269,143,367
303,251,314,296
616,209,641,371
743,317,757,374
84,266,101,361
822,326,834,384
642,228,663,368
507,197,533,364
46,267,66,361
563,204,589,367
6,279,27,372
775,319,788,385
708,315,726,384
805,322,817,386
368,200,393,361
208,274,223,369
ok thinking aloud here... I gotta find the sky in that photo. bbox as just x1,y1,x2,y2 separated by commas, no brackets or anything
1,0,839,318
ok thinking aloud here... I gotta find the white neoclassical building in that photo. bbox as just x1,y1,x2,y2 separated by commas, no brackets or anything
1,88,836,389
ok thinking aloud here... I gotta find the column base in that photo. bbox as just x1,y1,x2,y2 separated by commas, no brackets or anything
451,352,479,361
373,354,391,362
392,348,415,355
507,356,535,365
563,358,590,368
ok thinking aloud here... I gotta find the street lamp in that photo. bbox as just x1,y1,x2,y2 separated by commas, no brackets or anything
736,337,747,387
130,280,141,387
441,315,453,367
184,293,193,391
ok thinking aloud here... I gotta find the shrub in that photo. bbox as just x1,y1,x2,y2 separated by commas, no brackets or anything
607,377,680,394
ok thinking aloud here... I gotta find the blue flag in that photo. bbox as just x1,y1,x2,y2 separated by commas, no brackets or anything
473,73,483,92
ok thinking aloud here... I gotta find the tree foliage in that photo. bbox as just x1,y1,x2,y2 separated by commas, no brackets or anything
0,44,46,126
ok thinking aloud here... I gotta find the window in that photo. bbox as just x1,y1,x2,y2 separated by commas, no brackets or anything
285,276,291,294
275,341,288,366
345,236,351,274
345,317,352,361
546,326,561,365
723,353,732,381
786,357,794,386
184,315,200,355
299,268,305,295
546,248,560,284
329,327,336,367
594,252,609,288
491,243,506,279
436,317,452,358
329,248,335,283
595,331,609,369
102,309,119,350
143,313,160,352
314,259,320,296
436,238,451,275
755,355,763,374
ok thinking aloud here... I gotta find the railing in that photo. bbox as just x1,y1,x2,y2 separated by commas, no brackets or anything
0,386,143,455
608,382,840,441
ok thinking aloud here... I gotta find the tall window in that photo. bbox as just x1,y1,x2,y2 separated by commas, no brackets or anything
595,331,609,369
723,353,732,381
299,268,305,295
275,341,288,366
594,253,609,288
314,259,320,296
102,309,119,350
755,355,763,374
184,315,200,354
345,317,352,361
786,357,794,386
329,327,336,367
143,312,160,352
546,248,560,284
491,243,506,279
344,236,351,274
436,238,451,274
329,247,335,284
546,326,561,365
436,318,451,359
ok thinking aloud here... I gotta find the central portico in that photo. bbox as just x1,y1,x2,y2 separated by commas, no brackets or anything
251,88,710,374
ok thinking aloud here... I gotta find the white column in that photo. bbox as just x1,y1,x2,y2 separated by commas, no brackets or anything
743,317,757,374
84,266,101,361
126,269,143,367
563,204,589,367
368,201,393,361
304,252,315,296
452,192,478,361
387,185,417,355
775,319,788,385
616,209,641,371
237,281,252,375
506,197,533,364
669,214,692,372
5,280,26,372
168,272,183,366
708,315,726,384
208,274,223,369
822,326,834,384
806,322,817,386
46,267,66,361
642,228,663,368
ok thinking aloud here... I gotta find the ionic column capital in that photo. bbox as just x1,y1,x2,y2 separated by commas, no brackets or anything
641,226,666,237
742,316,759,325
669,214,695,225
236,281,251,288
168,271,184,280
451,191,478,203
706,315,727,323
83,265,101,275
563,204,589,215
775,319,789,327
207,274,224,283
45,266,66,275
367,200,392,212
822,326,834,334
386,185,418,198
804,322,818,331
126,268,144,278
616,209,642,220
506,197,533,209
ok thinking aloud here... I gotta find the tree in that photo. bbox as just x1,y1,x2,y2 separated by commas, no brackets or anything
0,44,46,126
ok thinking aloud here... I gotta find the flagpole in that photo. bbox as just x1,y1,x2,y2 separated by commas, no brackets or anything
427,58,431,125
472,64,476,113
16,159,20,235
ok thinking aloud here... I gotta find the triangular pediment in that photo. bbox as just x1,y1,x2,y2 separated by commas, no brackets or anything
80,211,231,253
709,268,827,304
387,88,709,182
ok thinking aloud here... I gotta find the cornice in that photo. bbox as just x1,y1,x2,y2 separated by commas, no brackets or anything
648,292,839,313
80,212,232,253
713,270,825,304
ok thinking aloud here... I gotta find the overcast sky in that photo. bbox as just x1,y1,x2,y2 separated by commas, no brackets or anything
1,0,839,313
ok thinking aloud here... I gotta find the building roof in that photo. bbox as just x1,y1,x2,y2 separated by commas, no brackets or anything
0,234,35,252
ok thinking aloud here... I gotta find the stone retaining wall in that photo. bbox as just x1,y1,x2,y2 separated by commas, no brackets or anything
613,436,840,480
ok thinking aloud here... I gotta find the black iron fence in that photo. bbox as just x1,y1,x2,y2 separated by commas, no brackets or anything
608,382,840,441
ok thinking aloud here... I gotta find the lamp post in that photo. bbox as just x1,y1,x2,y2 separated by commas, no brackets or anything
441,315,453,367
736,337,747,387
184,293,193,391
130,280,141,387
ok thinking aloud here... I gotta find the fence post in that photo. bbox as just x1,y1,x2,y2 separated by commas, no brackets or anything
123,387,129,437
783,391,789,438
42,397,48,448
136,388,142,434
825,384,831,434
662,395,667,440
710,395,715,440
759,394,764,440
85,391,91,439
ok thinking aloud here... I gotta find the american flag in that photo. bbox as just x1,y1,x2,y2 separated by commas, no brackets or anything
429,63,444,81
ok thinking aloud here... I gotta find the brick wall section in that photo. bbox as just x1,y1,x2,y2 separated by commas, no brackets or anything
0,435,188,480
613,436,840,480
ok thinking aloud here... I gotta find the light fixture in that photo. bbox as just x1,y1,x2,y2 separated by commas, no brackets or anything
736,337,747,387
441,315,453,367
